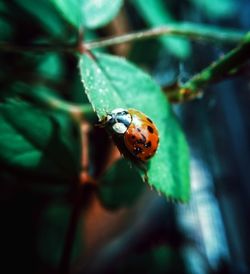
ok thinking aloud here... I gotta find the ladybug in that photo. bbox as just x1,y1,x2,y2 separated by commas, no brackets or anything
101,108,159,162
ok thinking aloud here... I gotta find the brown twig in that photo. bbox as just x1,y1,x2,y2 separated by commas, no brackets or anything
59,121,96,274
84,23,244,50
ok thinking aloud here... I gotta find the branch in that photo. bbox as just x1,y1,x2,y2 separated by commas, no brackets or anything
180,32,250,94
164,32,250,103
84,23,245,50
20,90,95,122
59,121,96,274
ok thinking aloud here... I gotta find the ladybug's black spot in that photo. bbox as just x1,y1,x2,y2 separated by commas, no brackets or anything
137,139,144,144
145,141,152,148
147,117,153,123
137,134,146,144
147,126,154,133
141,134,146,143
131,135,136,139
133,146,143,155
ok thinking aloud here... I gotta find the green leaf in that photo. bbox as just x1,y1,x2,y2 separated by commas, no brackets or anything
50,0,81,28
132,0,191,59
36,53,64,80
0,100,81,180
82,0,123,29
79,54,126,118
79,52,190,202
98,159,145,209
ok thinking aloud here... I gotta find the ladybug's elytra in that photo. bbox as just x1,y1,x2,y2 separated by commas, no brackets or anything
102,108,159,162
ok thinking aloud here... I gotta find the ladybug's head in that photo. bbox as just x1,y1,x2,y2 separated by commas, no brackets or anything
106,108,132,134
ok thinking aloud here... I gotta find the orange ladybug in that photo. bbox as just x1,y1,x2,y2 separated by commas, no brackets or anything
102,108,159,162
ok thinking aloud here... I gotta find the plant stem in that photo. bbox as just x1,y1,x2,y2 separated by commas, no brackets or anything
181,31,250,94
20,90,95,122
84,23,245,50
59,121,95,274
165,32,250,102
